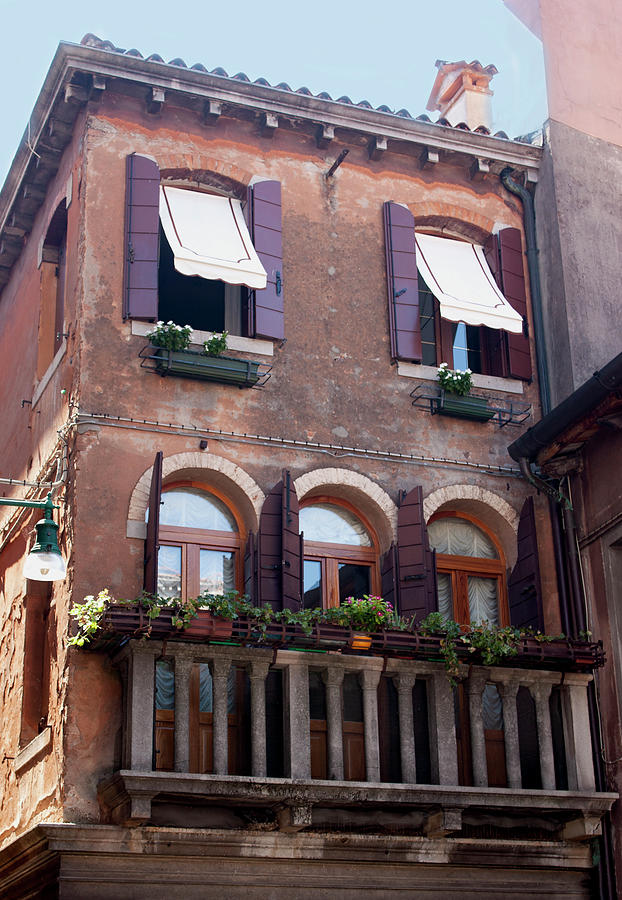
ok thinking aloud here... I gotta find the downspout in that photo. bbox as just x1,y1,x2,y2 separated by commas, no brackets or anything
500,168,551,415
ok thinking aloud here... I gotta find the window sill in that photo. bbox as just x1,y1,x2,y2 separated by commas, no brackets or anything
32,340,67,409
397,362,524,396
14,727,52,775
131,321,274,358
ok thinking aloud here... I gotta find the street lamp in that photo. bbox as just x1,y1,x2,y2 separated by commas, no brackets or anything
0,492,66,581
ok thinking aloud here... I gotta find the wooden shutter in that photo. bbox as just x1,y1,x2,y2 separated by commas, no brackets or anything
123,153,160,321
498,228,532,381
281,470,302,611
381,544,398,610
144,451,163,595
397,486,437,621
482,234,509,378
508,497,543,630
258,481,283,609
244,532,257,602
383,202,421,362
249,181,284,340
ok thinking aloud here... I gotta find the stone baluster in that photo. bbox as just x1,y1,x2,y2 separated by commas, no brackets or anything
323,667,345,781
249,660,271,777
532,681,556,790
428,670,459,785
284,659,311,779
173,654,193,773
211,657,231,776
360,668,382,782
468,672,488,788
561,674,596,791
496,677,522,789
393,673,417,784
128,644,157,770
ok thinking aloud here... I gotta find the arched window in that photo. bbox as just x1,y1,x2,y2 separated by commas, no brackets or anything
300,500,380,608
156,485,243,599
427,512,508,626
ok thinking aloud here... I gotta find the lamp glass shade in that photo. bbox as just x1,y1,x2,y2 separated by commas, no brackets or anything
23,550,67,581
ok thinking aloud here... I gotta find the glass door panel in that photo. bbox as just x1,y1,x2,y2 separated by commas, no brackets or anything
337,562,370,601
199,549,235,594
157,545,182,598
303,559,323,609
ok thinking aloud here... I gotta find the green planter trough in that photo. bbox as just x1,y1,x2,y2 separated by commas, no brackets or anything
438,391,495,422
146,347,263,387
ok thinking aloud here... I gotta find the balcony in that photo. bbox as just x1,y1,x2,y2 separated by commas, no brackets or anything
99,638,616,842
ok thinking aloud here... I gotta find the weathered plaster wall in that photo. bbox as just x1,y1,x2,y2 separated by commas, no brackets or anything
534,121,622,403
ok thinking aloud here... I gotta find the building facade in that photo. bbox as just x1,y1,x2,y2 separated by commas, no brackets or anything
0,35,616,897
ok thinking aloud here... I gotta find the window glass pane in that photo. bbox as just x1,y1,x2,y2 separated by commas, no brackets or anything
427,518,498,559
300,503,371,546
467,576,499,626
418,274,437,367
200,549,235,594
303,559,322,609
343,673,364,722
199,663,212,713
338,563,371,602
157,545,182,598
155,660,175,710
452,322,482,373
159,488,237,531
437,572,453,619
482,683,504,731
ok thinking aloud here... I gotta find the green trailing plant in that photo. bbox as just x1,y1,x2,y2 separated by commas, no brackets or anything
437,362,473,396
69,590,578,686
146,321,193,351
203,331,228,357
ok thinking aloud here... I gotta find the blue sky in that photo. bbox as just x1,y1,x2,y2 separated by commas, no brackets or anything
0,0,546,185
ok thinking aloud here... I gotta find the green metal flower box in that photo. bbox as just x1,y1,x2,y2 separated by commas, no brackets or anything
151,347,262,387
438,391,495,422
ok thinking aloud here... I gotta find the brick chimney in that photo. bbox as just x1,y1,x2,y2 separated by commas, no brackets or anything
426,60,498,131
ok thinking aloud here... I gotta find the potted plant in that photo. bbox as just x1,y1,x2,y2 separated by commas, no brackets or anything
144,322,263,387
326,595,395,649
436,362,494,421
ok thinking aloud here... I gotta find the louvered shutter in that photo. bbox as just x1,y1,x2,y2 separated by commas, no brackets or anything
508,497,543,630
244,532,257,602
249,181,284,340
381,544,398,611
383,202,421,362
144,451,163,595
258,481,283,609
397,486,437,621
498,228,532,381
124,154,160,321
281,470,302,610
482,234,509,377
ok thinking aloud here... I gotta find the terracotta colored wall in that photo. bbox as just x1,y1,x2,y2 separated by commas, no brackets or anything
2,89,553,835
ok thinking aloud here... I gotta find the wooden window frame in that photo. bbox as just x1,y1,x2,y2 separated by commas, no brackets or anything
429,510,509,627
158,482,245,599
301,497,381,609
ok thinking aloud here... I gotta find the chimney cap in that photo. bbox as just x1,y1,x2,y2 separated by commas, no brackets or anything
426,60,498,113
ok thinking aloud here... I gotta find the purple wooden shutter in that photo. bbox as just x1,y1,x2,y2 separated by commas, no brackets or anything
498,228,532,381
250,181,284,340
258,480,283,609
397,486,437,621
281,470,302,610
124,154,160,321
383,202,421,362
482,234,509,377
244,532,257,602
144,451,163,595
381,544,398,611
508,497,543,630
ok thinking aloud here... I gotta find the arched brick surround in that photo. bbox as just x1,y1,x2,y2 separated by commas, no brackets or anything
293,468,398,552
423,484,520,567
157,154,253,199
127,452,265,537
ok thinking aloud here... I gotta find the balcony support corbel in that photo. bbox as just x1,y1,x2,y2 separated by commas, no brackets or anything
424,808,463,838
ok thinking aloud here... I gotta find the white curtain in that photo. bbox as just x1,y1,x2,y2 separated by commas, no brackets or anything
428,518,497,559
482,683,504,731
468,576,499,626
437,572,453,619
155,660,175,710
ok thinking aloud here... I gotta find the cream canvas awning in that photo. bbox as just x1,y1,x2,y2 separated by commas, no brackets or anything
159,185,267,289
415,232,523,333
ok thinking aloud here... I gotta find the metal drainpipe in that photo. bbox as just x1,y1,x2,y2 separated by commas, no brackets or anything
500,168,551,416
